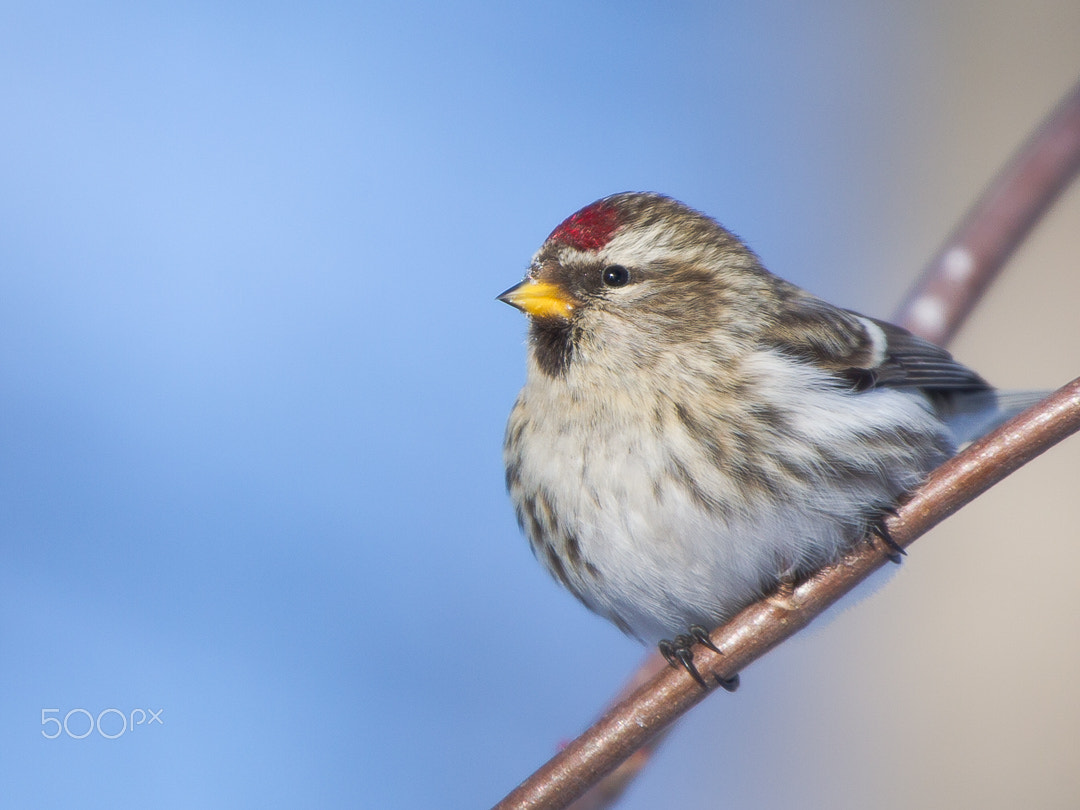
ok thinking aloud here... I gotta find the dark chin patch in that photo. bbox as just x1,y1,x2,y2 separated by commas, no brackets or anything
529,318,574,377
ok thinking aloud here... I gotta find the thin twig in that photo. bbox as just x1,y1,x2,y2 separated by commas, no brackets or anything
894,81,1080,344
557,656,669,810
497,78,1080,810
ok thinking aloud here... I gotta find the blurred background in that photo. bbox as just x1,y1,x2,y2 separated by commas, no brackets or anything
1,2,1078,808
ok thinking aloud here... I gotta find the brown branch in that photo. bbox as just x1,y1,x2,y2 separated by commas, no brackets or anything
894,80,1080,344
497,376,1080,810
556,655,669,810
495,78,1080,810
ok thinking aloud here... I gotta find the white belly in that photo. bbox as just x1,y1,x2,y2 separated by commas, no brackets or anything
506,350,951,643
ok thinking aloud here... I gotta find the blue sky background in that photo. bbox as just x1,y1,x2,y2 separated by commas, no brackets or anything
3,3,1078,808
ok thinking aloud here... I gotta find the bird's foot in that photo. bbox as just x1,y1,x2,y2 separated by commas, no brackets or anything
868,505,905,564
658,625,739,692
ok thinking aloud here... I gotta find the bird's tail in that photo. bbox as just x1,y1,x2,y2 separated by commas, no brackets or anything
943,389,1050,446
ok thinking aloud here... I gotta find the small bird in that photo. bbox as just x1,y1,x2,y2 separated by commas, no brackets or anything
500,192,1030,688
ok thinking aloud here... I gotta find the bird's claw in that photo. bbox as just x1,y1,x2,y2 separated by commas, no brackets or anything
868,507,905,564
714,672,740,692
689,624,721,653
658,627,738,691
659,635,707,687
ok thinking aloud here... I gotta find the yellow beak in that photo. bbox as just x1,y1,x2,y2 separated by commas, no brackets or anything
497,278,575,320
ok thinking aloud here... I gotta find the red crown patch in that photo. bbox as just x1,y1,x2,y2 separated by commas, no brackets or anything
548,202,621,251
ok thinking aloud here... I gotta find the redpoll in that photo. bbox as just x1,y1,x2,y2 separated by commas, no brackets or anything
500,192,1029,687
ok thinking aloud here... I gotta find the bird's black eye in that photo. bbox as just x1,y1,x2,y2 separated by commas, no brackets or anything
602,265,630,287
